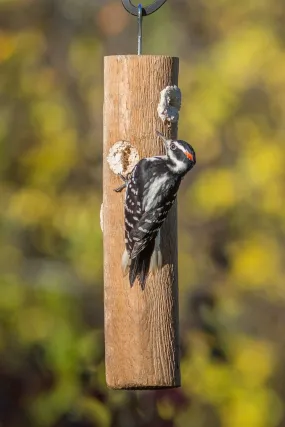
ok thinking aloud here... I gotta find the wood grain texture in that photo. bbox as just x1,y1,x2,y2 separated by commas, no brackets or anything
103,55,180,389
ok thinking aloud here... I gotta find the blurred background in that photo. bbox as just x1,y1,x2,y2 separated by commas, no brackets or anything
1,0,285,426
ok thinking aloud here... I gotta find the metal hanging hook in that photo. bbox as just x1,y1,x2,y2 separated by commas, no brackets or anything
122,0,167,55
121,0,167,16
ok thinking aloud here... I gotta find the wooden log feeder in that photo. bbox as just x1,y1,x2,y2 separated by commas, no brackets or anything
103,55,181,389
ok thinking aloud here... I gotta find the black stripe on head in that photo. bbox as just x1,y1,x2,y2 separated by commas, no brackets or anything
176,140,196,164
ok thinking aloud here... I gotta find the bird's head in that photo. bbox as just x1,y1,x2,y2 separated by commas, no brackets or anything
156,131,196,175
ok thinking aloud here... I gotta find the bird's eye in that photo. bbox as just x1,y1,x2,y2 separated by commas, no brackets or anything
170,143,176,150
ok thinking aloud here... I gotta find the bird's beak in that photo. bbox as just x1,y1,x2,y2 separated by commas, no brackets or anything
156,130,168,149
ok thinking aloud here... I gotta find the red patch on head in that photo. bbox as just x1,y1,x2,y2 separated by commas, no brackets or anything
185,151,194,161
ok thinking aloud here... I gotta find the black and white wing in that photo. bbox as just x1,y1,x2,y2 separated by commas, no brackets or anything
123,163,143,256
122,158,181,287
130,176,181,259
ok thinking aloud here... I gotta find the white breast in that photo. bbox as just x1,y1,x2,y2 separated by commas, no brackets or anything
143,175,167,211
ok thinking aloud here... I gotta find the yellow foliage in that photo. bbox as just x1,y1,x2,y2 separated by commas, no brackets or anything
182,65,237,140
69,38,103,78
157,399,175,420
230,235,281,289
29,378,79,426
8,189,55,225
192,169,236,215
0,277,25,311
22,131,78,187
0,245,22,269
233,338,275,386
221,390,282,427
241,143,284,189
31,101,69,135
16,307,54,342
261,181,284,216
78,397,111,427
0,31,17,62
215,26,277,87
182,345,233,404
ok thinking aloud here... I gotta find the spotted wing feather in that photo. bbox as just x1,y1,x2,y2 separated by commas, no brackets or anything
124,164,143,256
130,201,174,259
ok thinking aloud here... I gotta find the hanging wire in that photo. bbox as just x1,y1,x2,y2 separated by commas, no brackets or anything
121,0,168,55
137,4,143,54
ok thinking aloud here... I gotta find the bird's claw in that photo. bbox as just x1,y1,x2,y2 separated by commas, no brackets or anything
113,173,130,192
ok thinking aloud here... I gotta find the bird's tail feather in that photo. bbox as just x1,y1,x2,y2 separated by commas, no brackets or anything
149,248,162,272
129,240,155,289
149,230,162,272
121,249,131,276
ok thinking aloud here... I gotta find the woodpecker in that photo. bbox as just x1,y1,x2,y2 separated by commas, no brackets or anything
115,131,196,289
